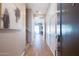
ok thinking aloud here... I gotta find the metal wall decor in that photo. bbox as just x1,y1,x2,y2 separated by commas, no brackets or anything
15,7,20,23
0,4,22,30
3,8,10,28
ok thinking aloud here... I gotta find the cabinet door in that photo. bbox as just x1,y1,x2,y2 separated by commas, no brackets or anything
62,3,79,56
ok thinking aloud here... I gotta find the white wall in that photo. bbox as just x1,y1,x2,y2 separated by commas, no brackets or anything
46,3,57,55
26,9,32,44
0,3,26,56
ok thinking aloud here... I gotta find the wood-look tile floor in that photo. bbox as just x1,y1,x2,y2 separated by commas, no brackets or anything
24,34,53,56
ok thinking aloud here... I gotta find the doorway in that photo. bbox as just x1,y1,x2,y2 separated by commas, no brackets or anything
32,14,45,42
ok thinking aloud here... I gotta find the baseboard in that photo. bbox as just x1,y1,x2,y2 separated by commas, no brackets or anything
21,50,26,56
21,43,31,56
49,47,55,56
46,40,55,56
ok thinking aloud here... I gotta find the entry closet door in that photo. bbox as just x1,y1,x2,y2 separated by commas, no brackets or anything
58,3,79,56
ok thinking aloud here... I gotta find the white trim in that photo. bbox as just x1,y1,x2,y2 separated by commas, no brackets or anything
46,39,55,56
49,46,55,56
21,50,26,56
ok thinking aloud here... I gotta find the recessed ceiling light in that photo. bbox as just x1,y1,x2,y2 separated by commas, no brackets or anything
36,11,42,14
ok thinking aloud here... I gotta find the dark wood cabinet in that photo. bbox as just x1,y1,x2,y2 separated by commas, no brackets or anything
58,3,79,56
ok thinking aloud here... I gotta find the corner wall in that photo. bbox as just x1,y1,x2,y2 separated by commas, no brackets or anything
45,3,57,55
26,8,32,44
0,3,26,56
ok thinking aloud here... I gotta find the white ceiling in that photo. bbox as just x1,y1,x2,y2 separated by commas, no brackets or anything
26,3,50,14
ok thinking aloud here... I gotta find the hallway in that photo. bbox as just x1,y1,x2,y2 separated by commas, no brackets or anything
1,3,79,56
0,3,57,56
25,3,55,56
24,33,53,56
